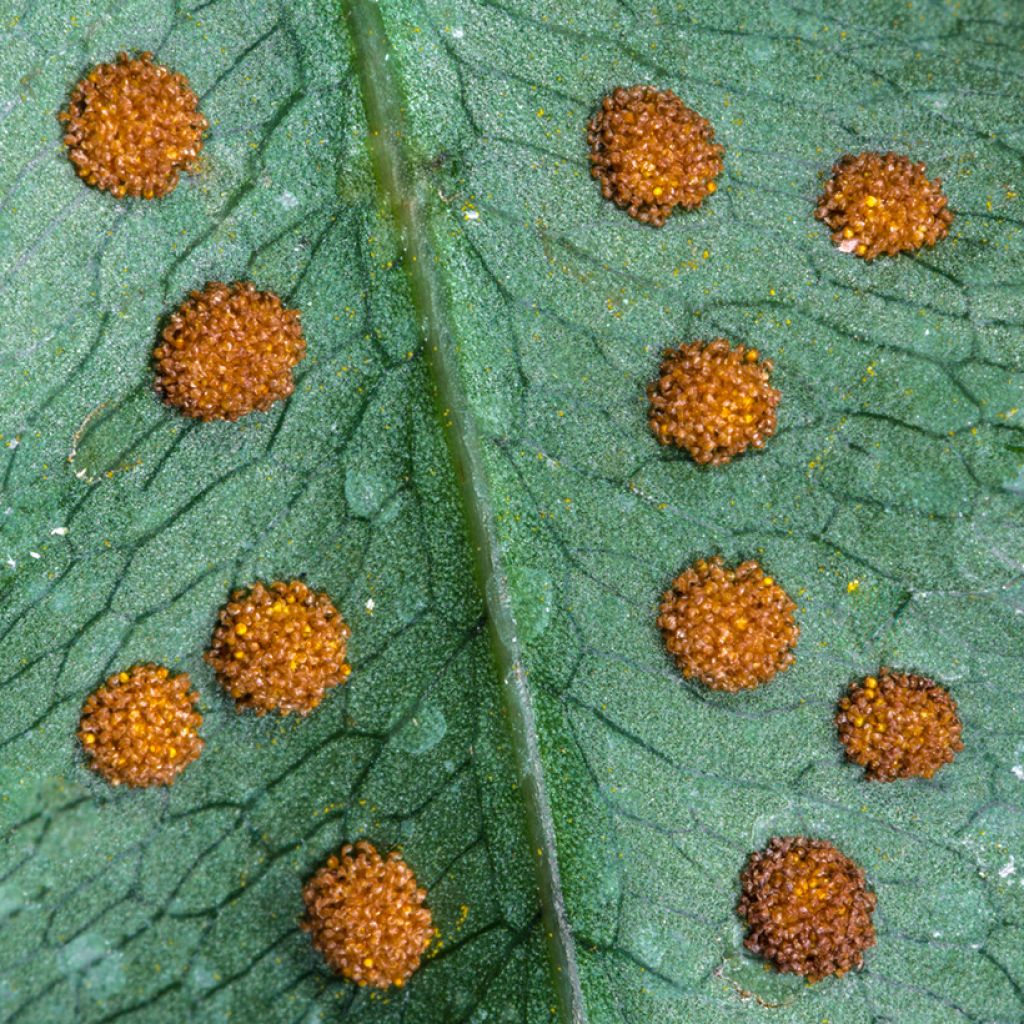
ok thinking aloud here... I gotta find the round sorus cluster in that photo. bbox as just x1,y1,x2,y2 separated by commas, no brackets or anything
738,836,877,982
78,665,203,787
59,52,207,199
648,339,779,465
206,579,350,716
836,669,964,781
588,85,723,226
658,557,798,692
302,841,433,989
154,281,306,421
815,151,953,260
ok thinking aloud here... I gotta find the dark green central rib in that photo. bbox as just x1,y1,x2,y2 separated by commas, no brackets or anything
340,1,585,1020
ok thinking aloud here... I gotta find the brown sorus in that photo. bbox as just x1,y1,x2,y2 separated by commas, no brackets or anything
815,151,952,260
738,836,876,982
659,557,798,692
302,841,432,989
588,85,723,226
78,665,203,787
648,339,779,465
154,281,306,421
837,669,963,781
206,579,350,716
60,52,206,199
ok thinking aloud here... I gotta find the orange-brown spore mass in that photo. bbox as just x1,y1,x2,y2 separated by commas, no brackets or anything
59,52,206,199
648,339,779,465
302,841,432,989
658,557,798,691
154,281,306,421
206,580,350,715
837,669,963,781
815,151,952,260
738,836,876,982
588,85,723,226
78,665,203,787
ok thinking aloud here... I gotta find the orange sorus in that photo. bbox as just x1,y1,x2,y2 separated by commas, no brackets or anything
837,669,963,781
60,52,206,199
738,836,876,982
815,151,952,260
658,557,798,691
78,664,203,787
648,339,779,465
588,85,723,226
302,841,432,989
206,579,350,715
154,282,306,421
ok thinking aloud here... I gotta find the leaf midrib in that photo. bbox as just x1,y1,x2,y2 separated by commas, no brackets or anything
340,1,585,1020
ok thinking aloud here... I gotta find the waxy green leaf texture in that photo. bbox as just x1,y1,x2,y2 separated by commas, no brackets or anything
1,2,1022,1022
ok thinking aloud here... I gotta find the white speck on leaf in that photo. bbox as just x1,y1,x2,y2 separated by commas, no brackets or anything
51,526,68,536
998,856,1016,879
452,27,464,39
365,598,375,614
279,191,299,209
1012,765,1024,781
29,551,40,559
464,210,479,221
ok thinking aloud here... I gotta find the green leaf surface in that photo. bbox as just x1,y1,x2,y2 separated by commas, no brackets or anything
1,1,1022,1023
